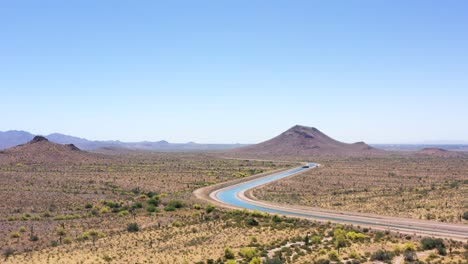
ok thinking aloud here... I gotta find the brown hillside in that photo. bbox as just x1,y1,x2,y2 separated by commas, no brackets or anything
231,125,384,157
0,136,106,164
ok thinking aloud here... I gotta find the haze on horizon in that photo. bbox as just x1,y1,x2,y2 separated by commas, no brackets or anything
1,1,467,144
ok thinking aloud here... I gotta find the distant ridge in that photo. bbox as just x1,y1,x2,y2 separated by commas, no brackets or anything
415,147,464,158
231,125,382,157
0,131,248,151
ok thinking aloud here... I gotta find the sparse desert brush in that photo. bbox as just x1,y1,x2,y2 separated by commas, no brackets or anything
255,157,468,223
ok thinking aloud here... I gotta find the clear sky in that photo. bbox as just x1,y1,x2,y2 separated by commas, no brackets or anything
1,1,467,144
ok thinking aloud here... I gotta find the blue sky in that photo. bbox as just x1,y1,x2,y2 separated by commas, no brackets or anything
1,1,467,143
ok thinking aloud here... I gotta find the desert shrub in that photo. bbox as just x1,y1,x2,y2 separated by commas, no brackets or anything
51,240,59,247
272,215,282,223
346,231,366,241
316,258,330,264
420,237,445,250
29,234,39,241
80,232,90,240
85,203,93,209
118,210,129,217
193,204,202,210
63,236,72,244
348,250,359,259
250,257,261,264
147,197,160,206
147,205,157,212
131,202,143,209
225,260,236,264
404,242,416,252
264,258,284,264
370,250,394,261
100,206,110,214
374,231,385,241
146,191,158,198
463,211,468,220
334,230,348,249
167,200,184,208
392,244,402,255
224,247,235,259
19,226,27,233
102,200,120,208
172,220,182,227
164,205,176,211
247,218,259,226
127,223,139,232
403,251,417,262
311,235,322,244
437,246,447,256
239,247,257,260
251,210,266,218
205,204,215,213
10,232,21,238
328,250,339,261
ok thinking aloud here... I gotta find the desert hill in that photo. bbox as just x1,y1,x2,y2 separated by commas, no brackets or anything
415,147,464,158
0,136,106,164
231,125,383,157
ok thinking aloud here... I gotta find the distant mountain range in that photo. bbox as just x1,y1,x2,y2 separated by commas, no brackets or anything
0,130,247,151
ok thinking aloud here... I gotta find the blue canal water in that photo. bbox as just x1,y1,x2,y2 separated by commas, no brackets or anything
216,163,323,216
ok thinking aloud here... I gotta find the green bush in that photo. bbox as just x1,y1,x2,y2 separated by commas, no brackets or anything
147,197,160,206
463,211,468,220
147,205,158,213
127,223,139,232
370,250,394,261
118,210,129,217
328,250,339,261
167,200,184,209
272,215,282,223
205,204,215,213
249,257,261,264
264,258,284,264
164,205,176,211
224,247,235,259
131,202,143,209
421,237,445,251
247,218,259,226
239,247,257,261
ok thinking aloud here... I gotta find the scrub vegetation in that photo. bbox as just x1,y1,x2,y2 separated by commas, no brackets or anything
254,157,468,223
0,152,289,257
3,209,467,263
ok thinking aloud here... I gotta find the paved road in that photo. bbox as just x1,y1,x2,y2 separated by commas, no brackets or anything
206,163,468,240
